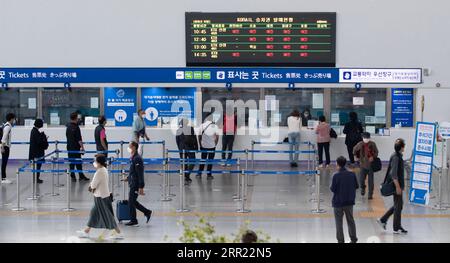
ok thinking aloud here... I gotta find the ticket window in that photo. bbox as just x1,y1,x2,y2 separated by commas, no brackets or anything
0,88,38,125
42,88,100,126
330,88,387,134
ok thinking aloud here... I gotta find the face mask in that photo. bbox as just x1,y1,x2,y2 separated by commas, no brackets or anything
363,138,370,143
93,162,99,168
38,128,44,133
127,147,132,153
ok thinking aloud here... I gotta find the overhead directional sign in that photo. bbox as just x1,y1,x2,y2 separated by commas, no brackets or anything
339,68,422,84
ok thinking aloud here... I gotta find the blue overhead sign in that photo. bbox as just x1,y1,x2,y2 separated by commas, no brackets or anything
391,88,414,127
141,88,196,126
0,67,338,83
104,88,137,127
409,122,436,206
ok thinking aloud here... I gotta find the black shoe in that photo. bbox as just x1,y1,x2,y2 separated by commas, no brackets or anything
368,196,373,200
376,219,387,230
293,163,298,167
71,177,77,182
79,176,90,181
125,221,139,227
290,163,295,167
37,179,43,184
145,210,152,223
207,175,214,180
361,189,366,196
394,228,408,234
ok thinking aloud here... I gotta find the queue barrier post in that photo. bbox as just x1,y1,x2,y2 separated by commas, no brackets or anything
176,150,189,213
27,160,39,200
433,140,447,210
115,149,120,194
245,149,254,187
11,170,26,211
55,141,64,187
62,169,75,212
311,168,326,214
110,156,115,198
51,157,59,196
236,169,250,213
233,158,242,201
251,140,255,169
166,149,175,197
160,156,172,202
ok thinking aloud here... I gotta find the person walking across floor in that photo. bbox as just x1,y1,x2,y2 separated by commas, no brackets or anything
1,113,16,184
377,138,408,234
197,113,219,180
77,155,123,239
315,115,331,168
287,109,302,167
343,112,363,166
66,112,89,182
28,119,49,184
221,108,237,166
94,115,108,157
176,118,198,184
353,132,379,200
330,156,359,243
132,109,150,157
123,141,152,227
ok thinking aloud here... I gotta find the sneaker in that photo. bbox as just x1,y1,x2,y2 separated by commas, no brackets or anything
361,189,366,196
76,230,89,238
37,179,44,184
220,163,226,167
318,164,324,168
326,164,330,168
376,219,386,230
125,221,139,227
207,175,214,180
109,231,124,240
145,210,152,223
393,228,408,234
226,163,232,167
1,179,12,184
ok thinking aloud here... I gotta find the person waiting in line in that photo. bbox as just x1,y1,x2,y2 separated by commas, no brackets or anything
241,230,258,243
221,107,237,166
330,156,359,243
132,109,150,157
122,141,152,227
301,108,312,127
1,113,16,184
176,118,198,184
315,115,331,168
77,155,123,239
343,112,363,166
377,139,408,234
28,119,49,184
197,113,219,180
287,109,302,167
66,112,89,182
94,115,108,157
353,132,379,200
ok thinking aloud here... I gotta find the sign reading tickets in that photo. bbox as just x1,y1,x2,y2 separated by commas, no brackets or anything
391,88,414,127
104,88,137,127
409,122,436,205
141,88,196,126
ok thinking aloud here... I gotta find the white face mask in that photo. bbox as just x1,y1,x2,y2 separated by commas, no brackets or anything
127,147,132,154
38,128,44,133
93,162,99,168
363,138,370,143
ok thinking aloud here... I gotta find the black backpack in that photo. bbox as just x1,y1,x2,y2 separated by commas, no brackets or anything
0,123,9,140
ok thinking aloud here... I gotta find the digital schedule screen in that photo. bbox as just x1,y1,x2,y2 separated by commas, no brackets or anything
186,12,336,67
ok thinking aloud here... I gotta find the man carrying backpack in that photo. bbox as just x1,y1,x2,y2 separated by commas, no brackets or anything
1,113,16,184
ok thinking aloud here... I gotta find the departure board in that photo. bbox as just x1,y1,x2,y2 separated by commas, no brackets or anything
186,12,336,67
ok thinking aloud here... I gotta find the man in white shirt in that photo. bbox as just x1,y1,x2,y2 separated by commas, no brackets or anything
1,113,16,184
287,109,302,167
197,113,219,180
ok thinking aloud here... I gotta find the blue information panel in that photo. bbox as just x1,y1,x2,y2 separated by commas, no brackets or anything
104,88,137,127
391,88,414,127
409,122,436,205
141,88,196,126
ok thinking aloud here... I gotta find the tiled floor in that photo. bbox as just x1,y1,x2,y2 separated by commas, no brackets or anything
1,159,449,243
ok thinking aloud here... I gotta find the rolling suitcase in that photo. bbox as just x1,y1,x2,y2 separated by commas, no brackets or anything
116,171,131,223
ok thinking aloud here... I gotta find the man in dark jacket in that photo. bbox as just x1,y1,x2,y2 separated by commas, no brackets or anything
343,112,363,165
66,112,89,182
176,118,198,184
125,141,152,226
330,156,359,243
353,132,379,200
94,115,108,157
28,119,49,184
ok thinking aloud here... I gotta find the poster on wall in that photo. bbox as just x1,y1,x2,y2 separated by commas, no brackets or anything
391,88,414,127
409,122,436,206
104,88,137,127
141,88,196,127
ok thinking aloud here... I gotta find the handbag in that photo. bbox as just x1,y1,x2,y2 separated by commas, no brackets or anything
329,128,338,139
380,157,395,196
371,157,382,172
283,137,289,143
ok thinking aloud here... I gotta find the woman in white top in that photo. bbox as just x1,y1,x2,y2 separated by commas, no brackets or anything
287,109,302,167
77,155,122,239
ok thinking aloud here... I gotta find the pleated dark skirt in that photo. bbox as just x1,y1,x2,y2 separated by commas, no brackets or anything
87,196,118,230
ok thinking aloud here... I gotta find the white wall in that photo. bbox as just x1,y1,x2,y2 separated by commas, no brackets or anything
0,0,450,87
416,88,450,123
